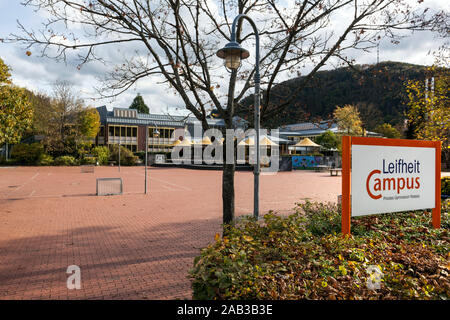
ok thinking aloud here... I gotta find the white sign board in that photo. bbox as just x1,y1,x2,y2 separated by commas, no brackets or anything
351,145,435,216
155,154,165,164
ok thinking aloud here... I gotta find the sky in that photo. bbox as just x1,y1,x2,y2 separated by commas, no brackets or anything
0,0,448,116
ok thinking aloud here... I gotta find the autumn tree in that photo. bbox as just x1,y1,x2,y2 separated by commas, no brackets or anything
8,0,448,226
0,58,33,158
129,93,150,114
79,108,100,139
406,64,450,167
333,105,363,136
374,123,402,139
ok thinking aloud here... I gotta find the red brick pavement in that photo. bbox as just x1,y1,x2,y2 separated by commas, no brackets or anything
0,166,341,299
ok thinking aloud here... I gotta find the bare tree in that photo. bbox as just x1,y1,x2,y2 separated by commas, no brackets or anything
45,80,84,154
9,0,448,226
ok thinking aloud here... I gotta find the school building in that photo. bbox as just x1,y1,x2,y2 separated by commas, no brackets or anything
95,106,242,153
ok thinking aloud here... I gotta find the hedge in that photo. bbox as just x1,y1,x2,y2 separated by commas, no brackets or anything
109,145,138,166
190,201,449,300
11,143,44,165
53,155,78,166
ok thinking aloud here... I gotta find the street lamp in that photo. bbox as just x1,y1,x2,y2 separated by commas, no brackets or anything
216,14,261,219
145,123,160,194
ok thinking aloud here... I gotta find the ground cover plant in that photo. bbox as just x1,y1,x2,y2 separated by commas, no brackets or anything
190,201,449,300
442,177,450,196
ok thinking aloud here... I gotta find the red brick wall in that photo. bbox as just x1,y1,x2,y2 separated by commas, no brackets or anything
138,125,147,152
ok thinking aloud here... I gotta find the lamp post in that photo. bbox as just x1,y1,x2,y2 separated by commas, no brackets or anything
216,14,261,219
145,123,159,194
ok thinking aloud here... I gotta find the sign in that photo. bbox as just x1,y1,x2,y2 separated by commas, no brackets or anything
155,154,165,164
341,136,441,235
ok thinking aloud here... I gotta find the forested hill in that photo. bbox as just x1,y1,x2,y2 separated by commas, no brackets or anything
239,61,429,130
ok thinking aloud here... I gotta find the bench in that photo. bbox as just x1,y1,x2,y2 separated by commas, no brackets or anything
315,165,330,172
330,168,342,176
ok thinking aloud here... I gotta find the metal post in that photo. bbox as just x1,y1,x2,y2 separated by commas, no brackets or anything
253,33,261,219
254,64,260,220
145,125,148,194
230,14,261,219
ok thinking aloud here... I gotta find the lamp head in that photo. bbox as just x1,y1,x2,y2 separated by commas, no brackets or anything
216,41,249,70
153,128,160,138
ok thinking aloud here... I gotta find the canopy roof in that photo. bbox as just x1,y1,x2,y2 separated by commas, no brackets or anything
238,136,278,146
171,138,193,146
192,136,212,145
293,138,321,147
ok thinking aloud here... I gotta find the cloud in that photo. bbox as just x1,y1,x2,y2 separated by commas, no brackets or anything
0,0,448,117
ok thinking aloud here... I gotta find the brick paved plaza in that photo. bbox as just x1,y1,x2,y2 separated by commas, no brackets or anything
0,166,341,299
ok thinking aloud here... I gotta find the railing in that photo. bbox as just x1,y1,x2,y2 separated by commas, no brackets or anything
108,136,138,144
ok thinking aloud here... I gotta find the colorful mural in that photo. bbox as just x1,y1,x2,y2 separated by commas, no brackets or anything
292,156,322,168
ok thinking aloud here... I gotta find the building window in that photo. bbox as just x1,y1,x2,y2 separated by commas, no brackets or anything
107,125,138,149
148,126,176,152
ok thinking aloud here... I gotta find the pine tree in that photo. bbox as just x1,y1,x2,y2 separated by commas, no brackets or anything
129,93,149,114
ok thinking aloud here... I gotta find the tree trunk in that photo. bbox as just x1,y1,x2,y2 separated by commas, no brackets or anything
222,162,235,226
222,118,236,234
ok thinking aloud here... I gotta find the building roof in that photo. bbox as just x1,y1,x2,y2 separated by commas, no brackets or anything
278,120,381,137
278,121,338,137
97,106,226,128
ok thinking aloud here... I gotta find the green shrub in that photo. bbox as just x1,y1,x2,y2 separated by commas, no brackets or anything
92,146,109,165
442,177,450,195
134,151,146,160
76,141,94,159
190,201,449,300
81,156,97,165
53,155,78,166
38,153,54,166
0,158,16,165
296,201,341,236
11,143,44,165
109,145,138,166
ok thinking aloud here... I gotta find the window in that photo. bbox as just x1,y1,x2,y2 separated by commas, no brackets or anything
147,127,176,151
127,127,131,137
